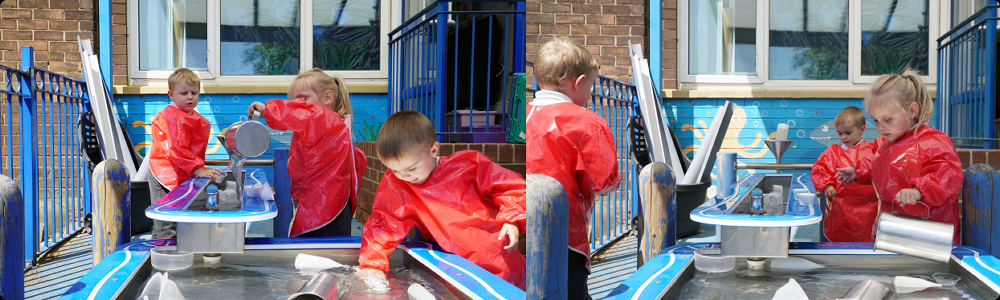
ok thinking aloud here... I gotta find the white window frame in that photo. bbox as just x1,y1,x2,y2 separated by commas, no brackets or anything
678,0,940,89
128,0,390,87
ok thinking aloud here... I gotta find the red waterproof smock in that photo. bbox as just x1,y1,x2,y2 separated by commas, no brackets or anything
149,105,211,190
856,125,963,244
359,150,527,289
525,90,621,271
812,142,879,242
264,99,366,237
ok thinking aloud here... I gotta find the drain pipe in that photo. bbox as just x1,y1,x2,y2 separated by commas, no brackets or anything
527,174,568,300
1,174,24,300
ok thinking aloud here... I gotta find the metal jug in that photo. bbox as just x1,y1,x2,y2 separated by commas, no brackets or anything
218,111,271,201
873,201,954,263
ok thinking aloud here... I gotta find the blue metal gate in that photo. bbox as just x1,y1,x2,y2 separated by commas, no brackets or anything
937,5,998,148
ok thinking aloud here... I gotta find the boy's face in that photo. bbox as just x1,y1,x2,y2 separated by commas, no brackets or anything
289,86,334,109
835,124,864,147
167,81,199,113
383,142,439,185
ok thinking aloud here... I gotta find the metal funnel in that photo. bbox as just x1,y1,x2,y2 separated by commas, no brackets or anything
764,140,793,172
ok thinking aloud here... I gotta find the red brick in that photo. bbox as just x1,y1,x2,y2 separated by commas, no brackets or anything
514,144,526,163
65,10,91,20
573,4,601,14
602,4,630,14
34,9,63,19
664,19,677,30
112,54,126,65
990,151,1000,170
112,45,126,55
19,0,48,9
587,14,615,25
664,9,677,20
582,45,601,55
632,25,646,36
113,65,126,75
483,144,499,162
602,46,628,56
601,25,629,35
594,55,615,65
664,69,677,79
528,13,554,25
112,24,126,35
65,51,80,61
958,150,971,170
80,0,94,9
52,0,80,9
35,31,64,41
438,144,453,156
20,41,48,51
559,0,586,3
112,14,126,25
0,20,16,29
973,150,988,165
0,41,16,51
2,9,32,19
35,51,64,62
570,24,600,35
468,144,484,154
664,30,677,40
65,31,93,40
542,3,570,13
568,35,585,45
454,144,469,152
540,24,569,34
51,42,76,51
18,20,47,30
113,75,127,85
554,14,585,24
48,61,77,73
112,0,126,4
662,59,677,69
50,21,80,31
665,0,677,9
79,20,94,31
112,3,126,14
527,2,540,12
526,24,538,34
3,30,32,40
587,35,615,45
618,0,644,4
617,15,644,25
112,35,126,45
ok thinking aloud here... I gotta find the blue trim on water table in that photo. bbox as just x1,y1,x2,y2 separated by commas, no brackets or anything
690,173,821,227
145,168,277,223
60,237,525,300
605,242,1000,300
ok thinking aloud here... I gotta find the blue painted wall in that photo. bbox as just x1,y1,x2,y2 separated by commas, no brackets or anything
112,93,390,181
664,98,940,191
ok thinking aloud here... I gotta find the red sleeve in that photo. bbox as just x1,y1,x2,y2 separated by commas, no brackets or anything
359,175,417,272
575,117,621,197
855,137,885,185
910,135,964,207
811,146,840,192
473,153,527,233
263,99,346,146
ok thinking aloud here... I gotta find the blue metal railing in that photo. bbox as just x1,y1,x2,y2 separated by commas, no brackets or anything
1,47,91,266
388,1,525,143
588,75,640,253
937,5,998,149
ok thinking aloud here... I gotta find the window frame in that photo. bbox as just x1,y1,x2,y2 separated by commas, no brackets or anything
677,0,942,89
128,0,390,87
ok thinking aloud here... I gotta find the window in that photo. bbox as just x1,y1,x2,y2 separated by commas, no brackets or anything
130,0,388,84
679,0,939,86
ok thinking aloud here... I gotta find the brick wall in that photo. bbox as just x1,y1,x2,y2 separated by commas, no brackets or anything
956,149,1000,172
0,0,96,80
354,142,526,223
110,0,125,85
526,0,647,88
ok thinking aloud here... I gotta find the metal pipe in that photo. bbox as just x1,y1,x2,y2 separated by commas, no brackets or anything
205,159,273,166
736,163,813,170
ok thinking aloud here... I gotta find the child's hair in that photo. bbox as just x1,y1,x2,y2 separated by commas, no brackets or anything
168,68,200,90
864,69,934,125
534,37,599,89
289,68,353,117
834,106,866,129
376,111,436,162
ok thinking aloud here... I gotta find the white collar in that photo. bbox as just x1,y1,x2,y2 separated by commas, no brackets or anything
530,90,573,106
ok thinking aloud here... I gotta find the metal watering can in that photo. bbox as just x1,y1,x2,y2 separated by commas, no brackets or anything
873,201,954,263
217,111,271,200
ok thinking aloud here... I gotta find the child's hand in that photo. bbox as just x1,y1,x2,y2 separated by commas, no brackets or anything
247,102,266,118
355,268,389,292
194,167,222,179
824,185,836,199
498,223,519,252
355,267,386,279
895,188,922,206
835,167,856,183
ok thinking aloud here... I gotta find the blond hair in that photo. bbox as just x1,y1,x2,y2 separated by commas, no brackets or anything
864,70,934,125
289,68,353,116
834,106,866,129
167,68,200,90
534,37,599,89
376,111,436,162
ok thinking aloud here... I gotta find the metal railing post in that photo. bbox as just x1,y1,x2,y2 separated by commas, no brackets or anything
19,46,38,266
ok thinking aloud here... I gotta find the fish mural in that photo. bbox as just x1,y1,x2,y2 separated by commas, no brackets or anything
808,119,881,148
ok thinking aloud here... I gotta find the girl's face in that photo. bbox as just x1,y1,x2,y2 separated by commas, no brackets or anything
870,101,919,142
289,85,335,110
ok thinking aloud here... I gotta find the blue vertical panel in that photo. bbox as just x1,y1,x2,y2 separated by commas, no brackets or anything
0,175,24,300
19,47,37,266
436,3,448,142
987,11,996,149
273,148,292,237
526,174,568,300
962,164,1000,257
39,73,49,249
99,0,112,93
514,1,525,73
650,0,661,94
